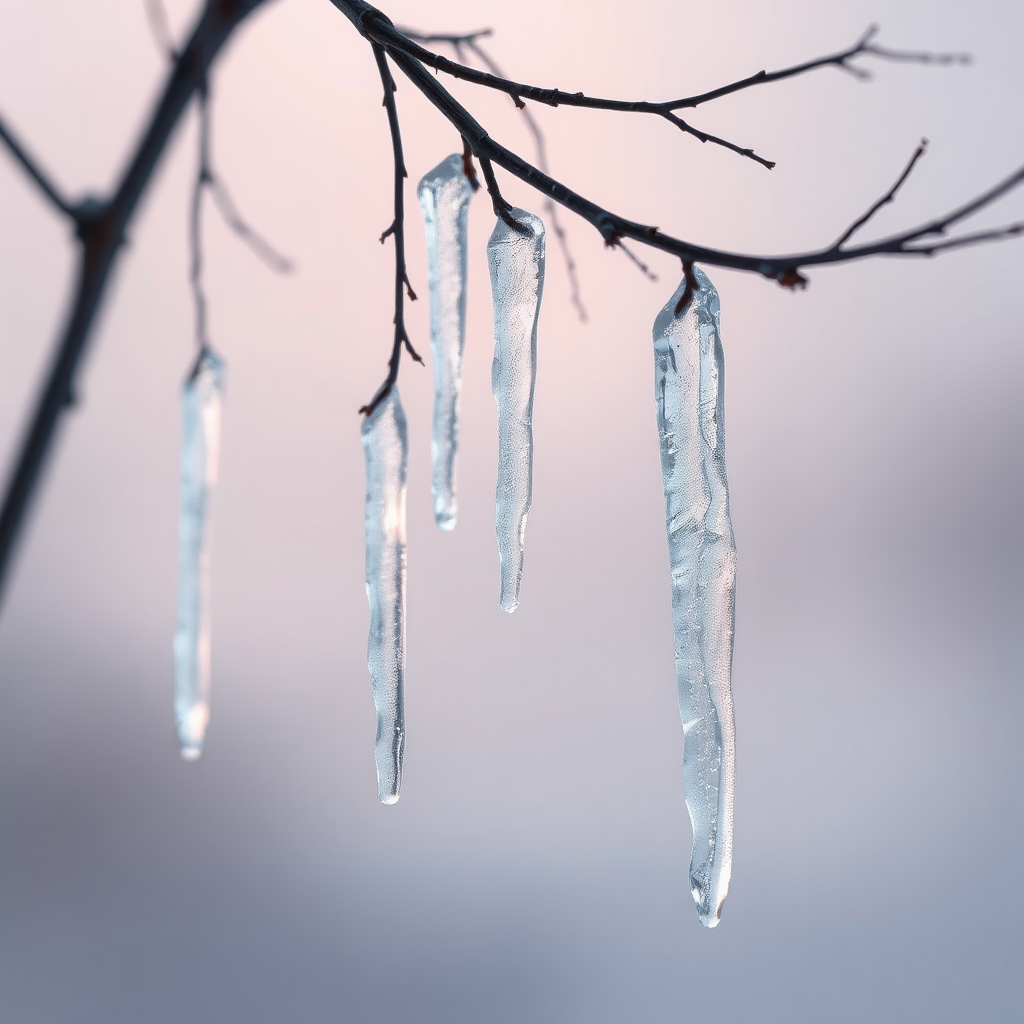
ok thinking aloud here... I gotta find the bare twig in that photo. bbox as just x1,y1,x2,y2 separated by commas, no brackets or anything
0,0,270,606
145,0,179,61
190,75,212,352
325,1,1024,287
477,154,530,234
384,18,967,171
0,114,77,220
454,35,588,320
834,139,929,248
359,43,423,417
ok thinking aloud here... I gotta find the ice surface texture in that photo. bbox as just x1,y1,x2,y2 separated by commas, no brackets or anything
653,269,737,927
173,348,225,761
487,209,545,613
418,154,474,531
362,389,408,804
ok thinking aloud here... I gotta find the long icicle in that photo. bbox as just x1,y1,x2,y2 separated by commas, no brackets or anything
487,209,545,612
418,153,475,531
653,267,737,927
362,388,408,804
173,347,225,761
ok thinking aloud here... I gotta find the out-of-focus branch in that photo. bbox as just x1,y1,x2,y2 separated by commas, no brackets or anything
0,0,271,606
0,114,77,220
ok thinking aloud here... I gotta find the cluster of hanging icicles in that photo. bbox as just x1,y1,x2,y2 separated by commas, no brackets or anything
171,152,737,928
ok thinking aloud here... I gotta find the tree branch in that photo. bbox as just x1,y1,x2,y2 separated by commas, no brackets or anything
0,0,271,606
346,7,1024,286
436,34,588,319
382,19,966,170
0,114,78,220
359,43,422,417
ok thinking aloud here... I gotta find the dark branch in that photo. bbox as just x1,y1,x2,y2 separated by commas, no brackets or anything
359,43,422,418
834,139,929,248
456,37,587,319
477,154,529,234
0,113,77,220
355,8,1024,285
384,20,965,172
145,0,179,60
0,0,270,607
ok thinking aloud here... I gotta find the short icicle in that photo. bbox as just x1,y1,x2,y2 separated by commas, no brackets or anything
487,209,545,613
362,388,408,804
173,347,225,761
417,154,474,531
653,268,737,927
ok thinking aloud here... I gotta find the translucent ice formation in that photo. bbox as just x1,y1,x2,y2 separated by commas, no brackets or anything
653,269,737,927
173,347,225,761
417,153,474,531
362,388,408,804
487,209,545,613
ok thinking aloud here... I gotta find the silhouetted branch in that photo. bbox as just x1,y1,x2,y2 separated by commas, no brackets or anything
834,139,930,248
0,113,77,220
145,0,179,61
333,2,1024,288
359,43,422,417
0,0,271,605
380,18,967,171
417,30,589,320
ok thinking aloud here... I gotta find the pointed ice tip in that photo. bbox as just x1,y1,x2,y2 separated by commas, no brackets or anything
500,595,519,613
379,790,400,806
179,745,202,762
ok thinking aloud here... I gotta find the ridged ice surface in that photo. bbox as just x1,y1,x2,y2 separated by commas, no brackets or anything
487,209,545,613
362,389,408,804
173,347,225,761
653,269,737,927
418,153,474,531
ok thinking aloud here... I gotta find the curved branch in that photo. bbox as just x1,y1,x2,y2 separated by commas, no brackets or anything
383,19,966,169
363,18,1024,286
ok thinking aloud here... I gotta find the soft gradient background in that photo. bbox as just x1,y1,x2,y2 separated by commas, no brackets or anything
1,1,1022,1021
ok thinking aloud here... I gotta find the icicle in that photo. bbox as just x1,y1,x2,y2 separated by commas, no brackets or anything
653,268,736,927
173,347,225,761
487,209,545,613
362,388,408,805
417,154,474,531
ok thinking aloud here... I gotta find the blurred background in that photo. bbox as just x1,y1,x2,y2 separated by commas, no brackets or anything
0,1,1021,1021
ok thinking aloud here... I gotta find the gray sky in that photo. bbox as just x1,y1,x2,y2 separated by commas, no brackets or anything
1,1,1022,1021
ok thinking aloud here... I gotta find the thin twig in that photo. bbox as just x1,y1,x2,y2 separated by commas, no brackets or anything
208,176,294,272
144,0,179,61
834,139,929,248
190,76,212,353
0,0,270,606
386,19,967,171
459,36,588,320
366,16,1024,286
477,154,529,234
0,114,77,220
360,43,423,417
